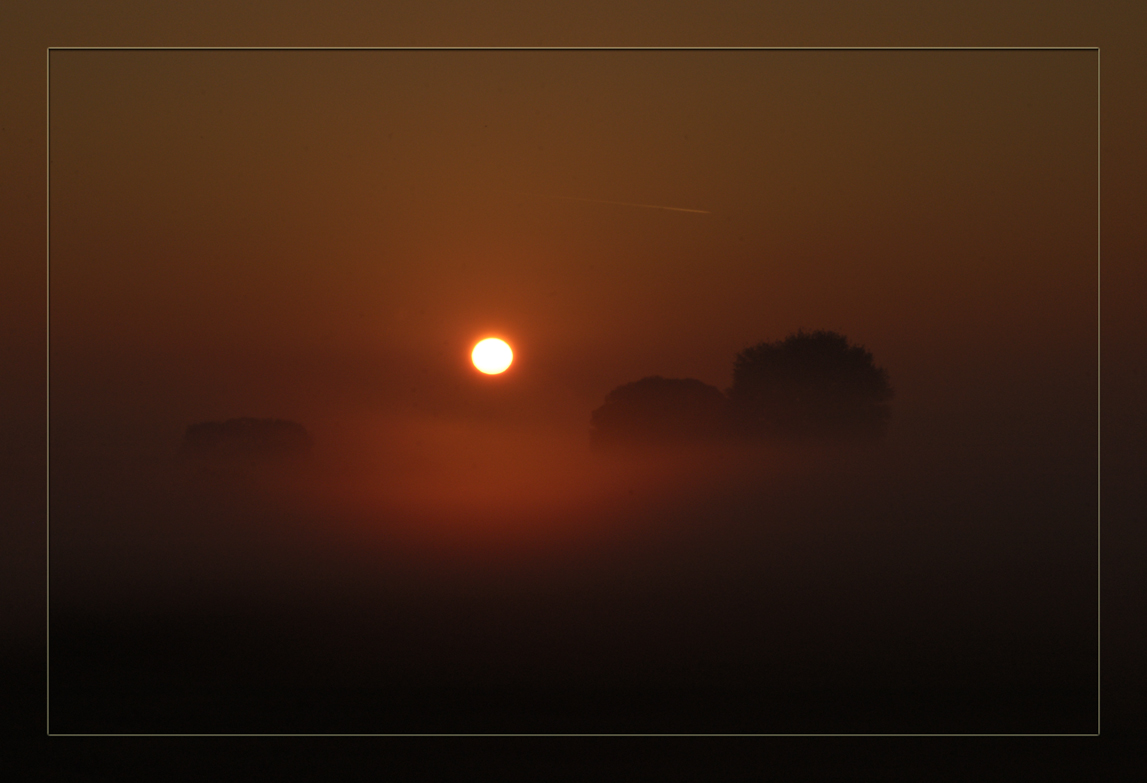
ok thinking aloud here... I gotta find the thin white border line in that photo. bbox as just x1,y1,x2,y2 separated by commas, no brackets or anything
1096,46,1102,736
44,45,1102,738
45,44,52,737
49,733,1101,737
45,46,1100,51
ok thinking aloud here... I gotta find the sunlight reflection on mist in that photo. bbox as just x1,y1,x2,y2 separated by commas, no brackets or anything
294,413,754,543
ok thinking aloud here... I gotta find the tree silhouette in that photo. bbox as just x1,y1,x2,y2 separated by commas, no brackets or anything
590,376,729,449
728,330,893,440
179,418,313,464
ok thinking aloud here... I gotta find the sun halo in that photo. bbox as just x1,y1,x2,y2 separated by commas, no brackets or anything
471,337,514,374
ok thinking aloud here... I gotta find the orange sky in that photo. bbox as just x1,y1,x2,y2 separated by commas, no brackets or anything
44,49,1096,468
4,5,1145,730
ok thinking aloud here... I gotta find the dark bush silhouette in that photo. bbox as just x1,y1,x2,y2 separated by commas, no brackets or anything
179,418,314,464
728,330,892,440
590,376,729,449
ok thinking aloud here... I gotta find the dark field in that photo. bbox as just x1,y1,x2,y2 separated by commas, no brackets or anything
45,429,1097,735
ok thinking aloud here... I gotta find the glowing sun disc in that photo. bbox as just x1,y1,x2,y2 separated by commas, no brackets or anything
471,337,513,374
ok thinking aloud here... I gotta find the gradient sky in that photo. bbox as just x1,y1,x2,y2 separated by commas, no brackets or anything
41,44,1100,676
3,1,1145,739
47,49,1096,465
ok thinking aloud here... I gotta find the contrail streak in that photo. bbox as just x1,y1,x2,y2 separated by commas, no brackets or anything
499,189,711,214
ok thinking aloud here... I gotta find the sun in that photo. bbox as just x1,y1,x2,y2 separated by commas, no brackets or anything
471,337,513,374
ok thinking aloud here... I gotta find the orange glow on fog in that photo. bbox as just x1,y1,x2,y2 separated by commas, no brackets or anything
286,413,781,560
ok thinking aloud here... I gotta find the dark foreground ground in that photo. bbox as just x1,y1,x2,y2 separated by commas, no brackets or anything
43,600,1097,735
6,638,1129,781
11,404,1142,774
40,443,1104,737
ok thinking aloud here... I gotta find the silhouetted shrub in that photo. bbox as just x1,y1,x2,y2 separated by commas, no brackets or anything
728,330,892,440
590,377,729,449
179,418,313,463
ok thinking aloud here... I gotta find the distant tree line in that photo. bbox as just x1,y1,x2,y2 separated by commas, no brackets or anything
590,330,893,449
